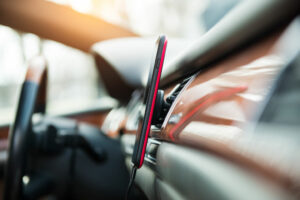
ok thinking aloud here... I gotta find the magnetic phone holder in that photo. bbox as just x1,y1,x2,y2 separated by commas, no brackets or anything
152,90,171,127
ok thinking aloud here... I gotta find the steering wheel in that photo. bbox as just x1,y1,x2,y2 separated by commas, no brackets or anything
4,57,47,200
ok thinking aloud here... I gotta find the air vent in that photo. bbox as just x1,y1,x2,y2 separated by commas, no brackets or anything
152,76,192,128
166,76,192,105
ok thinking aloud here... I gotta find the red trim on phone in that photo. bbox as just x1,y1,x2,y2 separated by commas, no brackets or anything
139,39,167,168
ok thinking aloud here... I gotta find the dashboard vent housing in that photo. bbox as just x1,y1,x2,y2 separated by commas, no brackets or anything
166,77,191,105
152,76,192,128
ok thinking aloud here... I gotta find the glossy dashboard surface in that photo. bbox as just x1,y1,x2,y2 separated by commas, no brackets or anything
103,26,286,141
102,20,300,194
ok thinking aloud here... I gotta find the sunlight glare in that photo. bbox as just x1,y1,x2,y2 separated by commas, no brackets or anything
70,0,93,13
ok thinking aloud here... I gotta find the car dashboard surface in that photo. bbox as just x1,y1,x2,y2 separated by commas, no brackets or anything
101,18,300,200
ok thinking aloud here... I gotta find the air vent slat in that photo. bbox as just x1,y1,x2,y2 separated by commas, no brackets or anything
152,76,192,128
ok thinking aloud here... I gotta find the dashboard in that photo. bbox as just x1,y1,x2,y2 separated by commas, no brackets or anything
100,20,300,200
102,28,284,143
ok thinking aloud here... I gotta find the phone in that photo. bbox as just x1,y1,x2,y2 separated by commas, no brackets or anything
132,35,167,168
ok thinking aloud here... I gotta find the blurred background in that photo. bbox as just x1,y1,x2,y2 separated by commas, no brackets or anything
0,0,241,125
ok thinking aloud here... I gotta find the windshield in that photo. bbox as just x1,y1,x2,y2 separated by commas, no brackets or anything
48,0,242,37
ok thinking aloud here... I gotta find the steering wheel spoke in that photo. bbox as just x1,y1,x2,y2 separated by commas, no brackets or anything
4,56,48,200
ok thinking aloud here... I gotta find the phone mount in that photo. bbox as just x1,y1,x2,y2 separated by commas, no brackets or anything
152,90,171,128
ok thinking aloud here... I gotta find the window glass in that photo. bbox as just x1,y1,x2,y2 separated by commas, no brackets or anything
42,40,107,115
47,0,242,38
0,25,108,124
0,26,25,124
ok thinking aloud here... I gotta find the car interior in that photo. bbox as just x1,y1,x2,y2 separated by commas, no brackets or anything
0,0,300,199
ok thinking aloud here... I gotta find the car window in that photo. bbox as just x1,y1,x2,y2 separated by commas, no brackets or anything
0,25,108,125
0,26,25,124
47,0,242,37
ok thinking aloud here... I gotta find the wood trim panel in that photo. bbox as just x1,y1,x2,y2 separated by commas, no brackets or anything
159,28,284,141
0,126,9,140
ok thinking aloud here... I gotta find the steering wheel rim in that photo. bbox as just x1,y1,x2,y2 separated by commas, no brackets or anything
4,57,47,200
